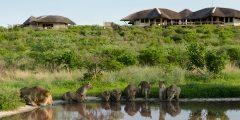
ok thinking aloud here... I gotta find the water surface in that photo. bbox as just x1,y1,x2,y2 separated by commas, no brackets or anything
3,101,240,120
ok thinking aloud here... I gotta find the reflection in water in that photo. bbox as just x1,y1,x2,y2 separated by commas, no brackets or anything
22,108,53,120
3,101,240,120
188,109,230,120
124,102,140,116
140,102,152,119
62,103,94,120
160,102,181,120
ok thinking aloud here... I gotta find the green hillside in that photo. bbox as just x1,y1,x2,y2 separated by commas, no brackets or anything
1,25,240,110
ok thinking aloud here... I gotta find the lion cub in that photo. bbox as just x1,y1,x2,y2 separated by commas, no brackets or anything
20,86,53,107
138,81,152,99
159,81,166,101
124,84,138,101
166,85,181,101
62,82,92,102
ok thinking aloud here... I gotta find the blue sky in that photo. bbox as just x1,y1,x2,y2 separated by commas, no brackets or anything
0,0,240,26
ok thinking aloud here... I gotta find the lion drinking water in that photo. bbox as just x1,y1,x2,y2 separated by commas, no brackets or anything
20,86,53,107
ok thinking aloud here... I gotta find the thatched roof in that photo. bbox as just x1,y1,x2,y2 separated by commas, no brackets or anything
187,7,240,20
23,15,76,25
121,8,181,21
121,9,153,21
179,9,192,19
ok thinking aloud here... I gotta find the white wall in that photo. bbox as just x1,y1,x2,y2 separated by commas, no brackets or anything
133,20,150,26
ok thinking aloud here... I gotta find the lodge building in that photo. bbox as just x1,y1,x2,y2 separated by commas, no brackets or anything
121,7,240,26
23,15,75,29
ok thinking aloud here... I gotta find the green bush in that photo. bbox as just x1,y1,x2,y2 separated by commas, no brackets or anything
101,59,125,71
102,48,137,66
186,42,206,71
139,46,168,66
227,47,240,67
0,89,23,111
205,50,227,74
167,46,188,67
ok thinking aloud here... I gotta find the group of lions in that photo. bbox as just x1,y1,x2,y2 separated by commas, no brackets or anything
19,81,181,107
101,81,181,102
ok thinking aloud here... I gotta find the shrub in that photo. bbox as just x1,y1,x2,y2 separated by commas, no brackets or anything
186,42,206,72
227,47,240,67
102,48,137,66
205,50,227,74
167,46,188,67
0,89,23,111
139,46,168,66
171,33,183,43
101,59,125,71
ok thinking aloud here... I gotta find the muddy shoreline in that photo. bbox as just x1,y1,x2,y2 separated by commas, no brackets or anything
1,97,240,119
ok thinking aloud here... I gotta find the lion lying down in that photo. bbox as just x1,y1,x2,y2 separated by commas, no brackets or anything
20,86,53,107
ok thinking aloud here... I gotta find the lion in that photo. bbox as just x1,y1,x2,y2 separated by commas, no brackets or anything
110,89,122,102
138,81,152,99
159,81,166,101
62,92,77,102
166,85,181,101
20,86,53,107
124,84,138,101
101,91,111,102
62,82,92,102
75,82,93,102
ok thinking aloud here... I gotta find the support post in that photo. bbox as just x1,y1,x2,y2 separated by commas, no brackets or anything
211,17,214,24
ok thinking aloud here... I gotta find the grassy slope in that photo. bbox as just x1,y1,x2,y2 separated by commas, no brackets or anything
1,25,240,110
1,66,240,100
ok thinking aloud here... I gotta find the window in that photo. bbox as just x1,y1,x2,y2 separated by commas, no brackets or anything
225,18,229,23
230,17,233,22
219,17,224,22
156,19,160,22
141,19,144,23
43,24,54,29
145,19,149,23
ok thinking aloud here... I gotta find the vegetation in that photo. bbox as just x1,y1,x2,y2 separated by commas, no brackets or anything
0,89,23,111
1,25,240,110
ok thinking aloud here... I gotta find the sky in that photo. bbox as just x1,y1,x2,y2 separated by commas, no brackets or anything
0,0,240,26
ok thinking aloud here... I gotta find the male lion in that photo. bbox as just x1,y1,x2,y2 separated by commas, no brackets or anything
124,84,138,101
20,86,53,107
166,85,181,101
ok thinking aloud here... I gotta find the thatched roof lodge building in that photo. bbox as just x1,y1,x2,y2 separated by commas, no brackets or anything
121,7,240,26
23,15,75,29
121,8,182,26
187,7,240,26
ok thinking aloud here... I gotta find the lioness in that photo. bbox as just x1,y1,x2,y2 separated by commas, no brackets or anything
101,91,111,102
62,82,92,102
138,81,152,99
110,89,122,102
124,84,138,101
166,85,181,101
159,81,166,101
20,86,53,107
62,92,76,102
